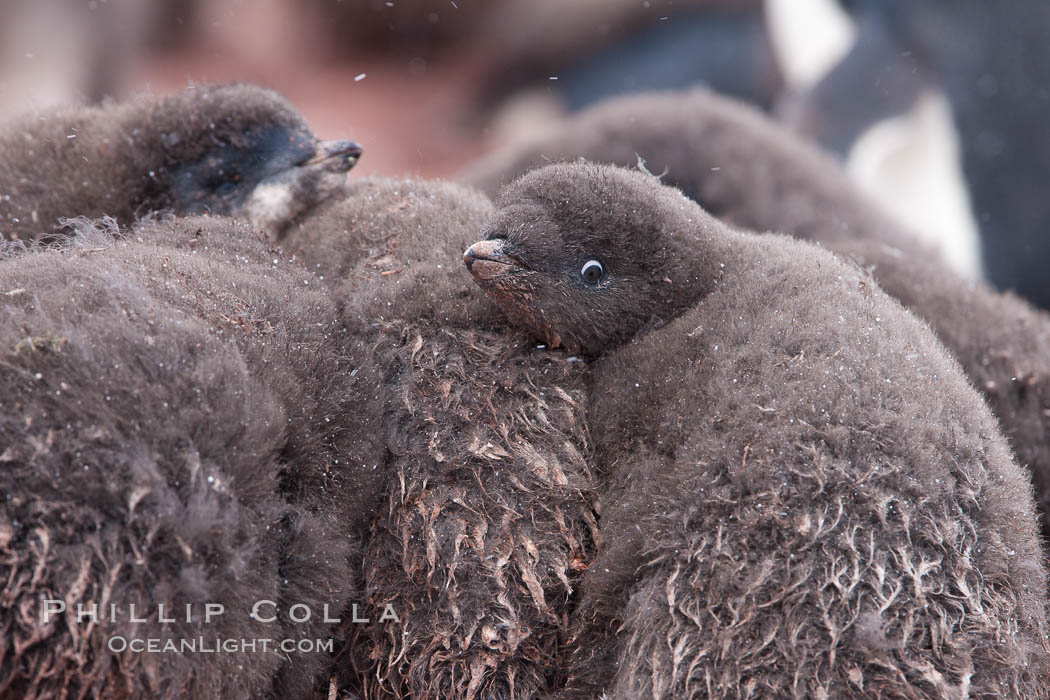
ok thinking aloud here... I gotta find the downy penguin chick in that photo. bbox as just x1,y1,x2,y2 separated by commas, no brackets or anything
277,177,599,699
466,163,1050,698
0,83,360,241
0,215,382,699
461,87,1050,545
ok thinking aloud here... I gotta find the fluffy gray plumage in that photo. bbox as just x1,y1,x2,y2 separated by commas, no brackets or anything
467,162,1050,698
273,177,599,699
460,87,1050,544
0,82,599,697
0,83,359,242
0,215,383,699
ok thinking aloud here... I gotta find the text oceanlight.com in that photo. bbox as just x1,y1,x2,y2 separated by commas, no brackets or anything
108,637,335,654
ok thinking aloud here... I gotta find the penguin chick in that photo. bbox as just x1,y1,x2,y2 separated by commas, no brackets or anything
277,177,599,700
0,83,360,241
461,87,1050,544
0,216,382,700
466,163,1050,698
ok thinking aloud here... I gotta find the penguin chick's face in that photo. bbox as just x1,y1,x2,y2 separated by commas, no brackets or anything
465,163,710,356
170,118,361,217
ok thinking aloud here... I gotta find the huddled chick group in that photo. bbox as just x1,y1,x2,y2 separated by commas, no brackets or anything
2,83,1049,700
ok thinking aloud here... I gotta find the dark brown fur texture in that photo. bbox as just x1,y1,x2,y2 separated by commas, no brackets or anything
0,83,359,242
461,87,1050,545
467,163,1050,698
0,215,383,699
276,177,599,699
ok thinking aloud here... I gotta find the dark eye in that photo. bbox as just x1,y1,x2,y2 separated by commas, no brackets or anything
214,181,238,197
581,260,604,285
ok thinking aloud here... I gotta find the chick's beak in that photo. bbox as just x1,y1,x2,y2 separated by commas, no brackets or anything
464,240,518,281
299,140,363,172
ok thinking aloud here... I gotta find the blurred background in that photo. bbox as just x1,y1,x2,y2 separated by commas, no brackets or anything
2,0,1048,305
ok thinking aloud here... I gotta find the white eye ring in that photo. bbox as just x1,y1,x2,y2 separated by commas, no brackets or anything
581,260,604,284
